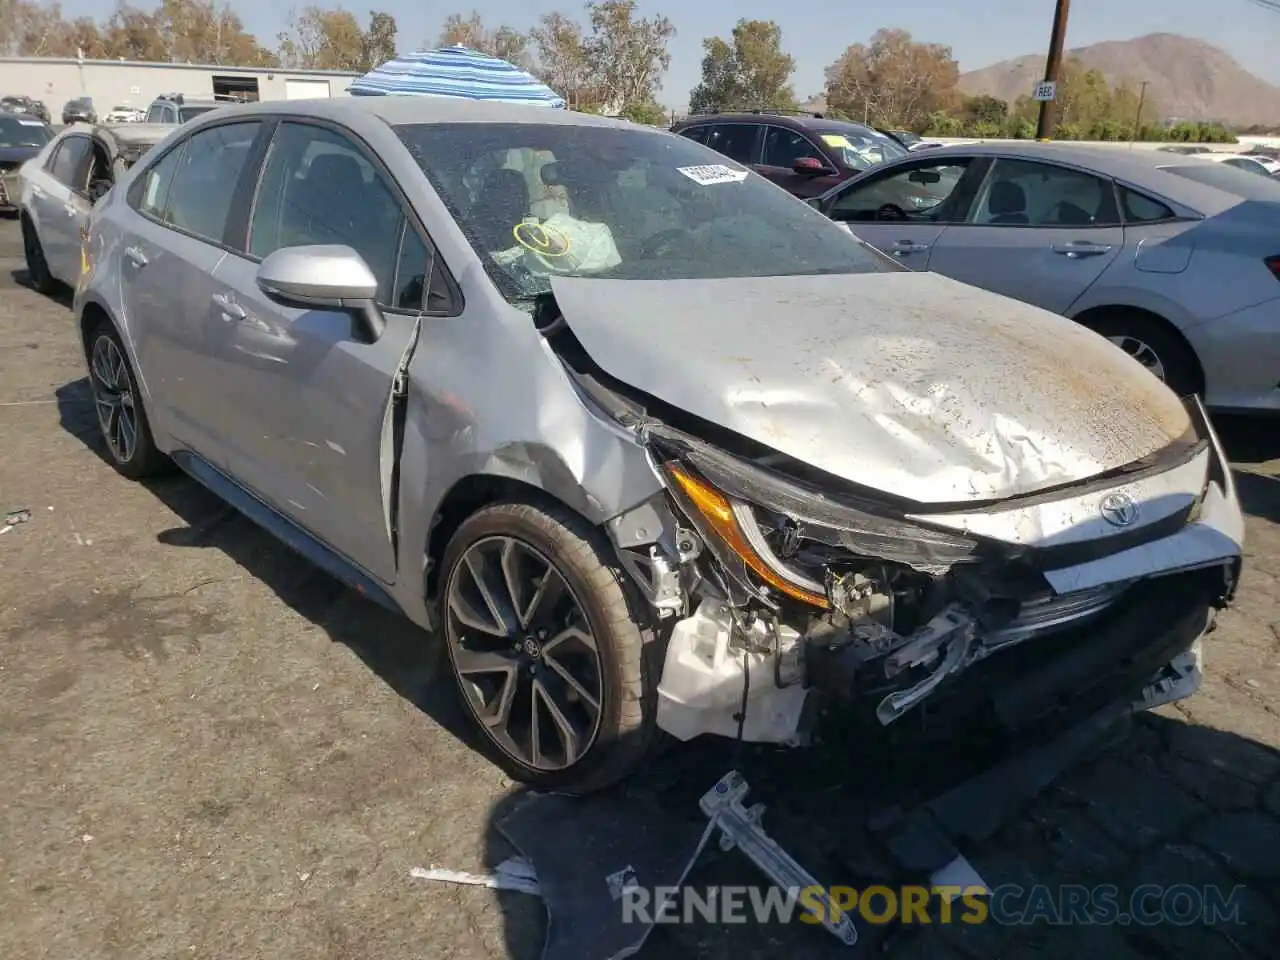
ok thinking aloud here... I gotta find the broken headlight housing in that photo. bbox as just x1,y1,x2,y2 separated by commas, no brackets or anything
652,430,988,609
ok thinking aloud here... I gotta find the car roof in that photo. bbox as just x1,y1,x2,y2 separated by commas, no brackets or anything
193,95,636,131
916,141,1255,215
676,112,847,129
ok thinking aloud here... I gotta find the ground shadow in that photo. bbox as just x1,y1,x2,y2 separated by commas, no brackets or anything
482,710,1280,960
9,266,74,308
53,375,477,751
1215,413,1280,467
51,373,1279,959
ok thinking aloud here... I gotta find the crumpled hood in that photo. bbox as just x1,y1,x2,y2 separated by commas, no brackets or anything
550,271,1193,505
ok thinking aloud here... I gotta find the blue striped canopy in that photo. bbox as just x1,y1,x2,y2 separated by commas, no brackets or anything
348,45,566,108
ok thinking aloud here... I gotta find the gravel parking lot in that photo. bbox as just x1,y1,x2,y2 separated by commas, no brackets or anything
1,213,1277,960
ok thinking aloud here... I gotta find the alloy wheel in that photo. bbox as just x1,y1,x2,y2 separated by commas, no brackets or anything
1108,335,1167,382
445,535,604,772
89,335,138,464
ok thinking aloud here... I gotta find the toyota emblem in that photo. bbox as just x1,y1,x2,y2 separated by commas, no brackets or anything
1099,492,1139,528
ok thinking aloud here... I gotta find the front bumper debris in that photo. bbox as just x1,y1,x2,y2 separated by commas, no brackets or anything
625,395,1243,748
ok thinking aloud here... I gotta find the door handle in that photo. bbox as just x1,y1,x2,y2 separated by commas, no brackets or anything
892,241,930,255
211,292,247,320
1052,242,1112,258
31,185,44,198
124,245,148,268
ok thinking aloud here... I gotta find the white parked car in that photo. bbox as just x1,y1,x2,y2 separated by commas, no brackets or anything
103,105,144,124
17,122,171,293
1203,153,1278,177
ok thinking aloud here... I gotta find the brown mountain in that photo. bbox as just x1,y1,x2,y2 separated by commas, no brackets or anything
958,33,1280,127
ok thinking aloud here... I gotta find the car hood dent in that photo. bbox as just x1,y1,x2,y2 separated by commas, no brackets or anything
549,272,1193,505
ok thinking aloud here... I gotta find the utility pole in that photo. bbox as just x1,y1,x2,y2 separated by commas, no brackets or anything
1035,0,1072,140
1130,80,1149,147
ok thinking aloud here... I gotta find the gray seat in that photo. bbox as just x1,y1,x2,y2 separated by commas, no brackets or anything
988,180,1029,225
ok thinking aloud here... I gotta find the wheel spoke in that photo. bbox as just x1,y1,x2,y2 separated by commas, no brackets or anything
533,678,583,766
529,680,544,767
465,549,519,635
117,405,137,461
91,342,116,389
105,403,122,454
522,566,567,631
448,581,508,638
542,652,601,713
453,646,519,728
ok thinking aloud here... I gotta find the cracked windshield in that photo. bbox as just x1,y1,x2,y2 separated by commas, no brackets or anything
396,122,893,297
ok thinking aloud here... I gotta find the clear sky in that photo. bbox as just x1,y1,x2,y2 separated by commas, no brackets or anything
56,0,1280,107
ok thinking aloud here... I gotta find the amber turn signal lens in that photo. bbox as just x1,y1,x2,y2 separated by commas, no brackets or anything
664,462,828,609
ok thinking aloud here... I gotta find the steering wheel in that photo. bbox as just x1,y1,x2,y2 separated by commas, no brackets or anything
637,228,689,259
875,203,908,222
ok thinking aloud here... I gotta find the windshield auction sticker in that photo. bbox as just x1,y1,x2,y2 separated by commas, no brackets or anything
676,164,749,185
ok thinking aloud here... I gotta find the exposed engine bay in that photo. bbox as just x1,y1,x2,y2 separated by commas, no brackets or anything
532,285,1244,749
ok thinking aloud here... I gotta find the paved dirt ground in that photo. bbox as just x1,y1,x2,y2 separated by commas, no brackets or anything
1,213,1278,960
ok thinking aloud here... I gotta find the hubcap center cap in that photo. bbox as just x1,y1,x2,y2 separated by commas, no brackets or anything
522,636,542,659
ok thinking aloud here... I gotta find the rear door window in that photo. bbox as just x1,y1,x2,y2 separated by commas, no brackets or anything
702,124,760,164
970,159,1120,226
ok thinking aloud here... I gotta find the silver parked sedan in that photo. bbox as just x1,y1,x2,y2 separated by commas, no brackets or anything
810,143,1280,411
76,97,1243,794
18,122,170,292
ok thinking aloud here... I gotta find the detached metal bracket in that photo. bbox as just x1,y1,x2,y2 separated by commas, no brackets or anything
699,771,858,948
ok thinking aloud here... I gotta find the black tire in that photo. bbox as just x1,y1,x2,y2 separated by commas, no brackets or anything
1079,313,1203,399
21,215,58,295
85,320,169,480
438,498,658,795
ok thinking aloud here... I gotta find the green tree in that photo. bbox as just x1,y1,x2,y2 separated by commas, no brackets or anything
530,11,598,110
960,94,1007,127
437,10,530,68
825,28,959,129
688,19,795,114
278,5,364,70
361,10,397,70
582,0,675,114
619,100,666,125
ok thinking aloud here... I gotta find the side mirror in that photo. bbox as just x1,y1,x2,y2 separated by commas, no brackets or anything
256,244,385,342
792,156,831,177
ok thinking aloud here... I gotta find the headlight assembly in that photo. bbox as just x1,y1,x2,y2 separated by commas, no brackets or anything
663,461,830,608
651,428,987,607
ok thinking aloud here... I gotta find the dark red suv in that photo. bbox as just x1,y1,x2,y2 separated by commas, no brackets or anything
670,111,909,198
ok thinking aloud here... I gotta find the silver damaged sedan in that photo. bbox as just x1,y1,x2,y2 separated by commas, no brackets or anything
74,97,1245,794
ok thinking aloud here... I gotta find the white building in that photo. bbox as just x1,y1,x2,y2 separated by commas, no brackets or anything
0,56,360,118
